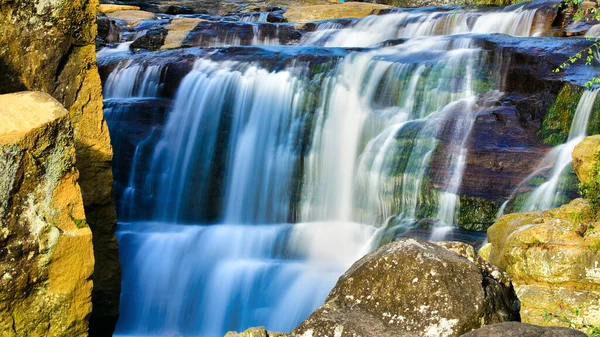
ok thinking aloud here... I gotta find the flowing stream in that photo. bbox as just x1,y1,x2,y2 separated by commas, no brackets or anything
99,2,585,336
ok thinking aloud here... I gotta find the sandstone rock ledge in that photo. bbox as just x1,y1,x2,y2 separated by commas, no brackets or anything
0,92,94,337
284,3,391,23
483,198,600,333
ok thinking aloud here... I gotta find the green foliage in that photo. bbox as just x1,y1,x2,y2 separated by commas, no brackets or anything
554,0,600,88
579,151,600,217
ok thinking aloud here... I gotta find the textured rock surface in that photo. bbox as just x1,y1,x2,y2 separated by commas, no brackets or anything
290,238,519,337
0,0,120,335
484,198,600,334
0,92,94,337
98,4,141,13
284,3,391,23
225,326,288,337
460,322,587,337
573,135,600,185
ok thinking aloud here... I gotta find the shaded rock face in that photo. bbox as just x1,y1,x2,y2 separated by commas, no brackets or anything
483,198,600,334
0,0,120,335
290,238,519,337
0,92,94,337
461,322,587,337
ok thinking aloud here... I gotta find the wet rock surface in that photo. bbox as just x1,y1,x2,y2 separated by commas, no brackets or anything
290,238,519,337
0,92,94,337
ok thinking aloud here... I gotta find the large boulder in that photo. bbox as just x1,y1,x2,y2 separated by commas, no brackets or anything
483,198,600,334
0,0,121,334
460,322,587,337
573,135,600,185
0,92,94,336
290,238,519,337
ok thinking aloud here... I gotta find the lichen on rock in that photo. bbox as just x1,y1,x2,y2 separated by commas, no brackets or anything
0,0,121,333
289,238,520,337
483,197,600,334
0,91,94,337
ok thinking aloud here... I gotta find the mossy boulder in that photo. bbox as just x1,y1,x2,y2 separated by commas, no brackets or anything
290,238,519,337
483,198,600,334
0,0,121,333
0,92,94,337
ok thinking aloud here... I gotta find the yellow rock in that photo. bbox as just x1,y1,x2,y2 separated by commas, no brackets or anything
162,18,205,50
573,135,600,185
0,92,94,337
486,199,600,334
98,4,141,13
285,2,391,23
105,9,156,26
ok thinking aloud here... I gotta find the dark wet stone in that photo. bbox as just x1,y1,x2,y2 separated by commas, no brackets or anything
98,16,128,43
131,28,168,51
166,5,195,15
267,11,287,23
182,22,303,46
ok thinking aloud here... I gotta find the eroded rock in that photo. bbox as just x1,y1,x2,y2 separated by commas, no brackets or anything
484,198,600,334
0,0,121,334
0,92,94,337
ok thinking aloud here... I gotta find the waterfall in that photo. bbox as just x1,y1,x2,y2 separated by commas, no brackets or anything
100,3,547,336
587,25,600,37
511,89,600,212
106,35,505,337
300,6,541,47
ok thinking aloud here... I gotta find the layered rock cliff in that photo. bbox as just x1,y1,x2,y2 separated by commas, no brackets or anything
0,0,120,335
0,92,94,337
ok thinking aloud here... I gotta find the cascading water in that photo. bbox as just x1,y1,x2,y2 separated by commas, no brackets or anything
300,5,543,47
100,3,560,337
507,89,600,212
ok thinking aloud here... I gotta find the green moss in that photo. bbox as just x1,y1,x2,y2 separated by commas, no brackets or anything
579,151,600,217
586,93,600,137
539,83,585,146
457,195,503,231
73,218,88,229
